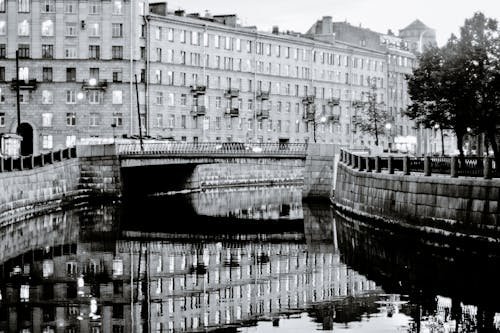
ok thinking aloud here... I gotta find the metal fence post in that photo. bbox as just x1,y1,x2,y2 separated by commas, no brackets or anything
403,156,410,175
365,157,372,172
484,156,492,180
358,155,363,171
388,156,394,174
424,156,431,176
450,156,458,178
375,156,381,173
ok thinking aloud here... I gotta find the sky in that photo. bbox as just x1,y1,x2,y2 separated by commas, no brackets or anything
161,0,500,46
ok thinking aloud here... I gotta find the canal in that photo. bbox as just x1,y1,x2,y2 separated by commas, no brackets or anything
1,186,499,332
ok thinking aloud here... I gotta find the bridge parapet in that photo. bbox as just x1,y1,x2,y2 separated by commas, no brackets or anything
118,142,307,158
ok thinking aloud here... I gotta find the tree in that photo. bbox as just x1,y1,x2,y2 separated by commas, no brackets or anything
406,12,500,164
352,81,389,147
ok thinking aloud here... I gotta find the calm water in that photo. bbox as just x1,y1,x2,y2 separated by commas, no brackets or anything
1,186,499,333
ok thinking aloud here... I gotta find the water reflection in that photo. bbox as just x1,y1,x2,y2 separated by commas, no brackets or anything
1,187,499,333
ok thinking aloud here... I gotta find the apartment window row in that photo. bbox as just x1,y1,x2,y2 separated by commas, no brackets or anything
0,66,123,84
38,89,124,105
5,20,124,38
0,43,123,60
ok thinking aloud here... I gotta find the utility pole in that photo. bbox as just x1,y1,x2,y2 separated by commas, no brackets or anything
134,74,144,152
15,50,21,132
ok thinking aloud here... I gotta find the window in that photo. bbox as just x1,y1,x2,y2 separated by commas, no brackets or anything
41,20,54,36
168,115,175,128
89,45,100,59
156,48,162,62
113,0,122,15
0,44,5,58
42,113,52,127
180,94,187,106
167,28,174,41
42,90,53,104
88,91,101,104
65,2,75,13
42,135,53,149
65,23,77,36
0,0,4,12
89,1,100,14
0,21,5,35
168,93,174,106
42,44,53,59
0,112,4,127
89,23,100,37
112,90,122,104
18,20,30,36
155,114,163,128
191,31,199,45
18,0,30,13
67,68,76,82
89,113,100,126
113,113,123,126
155,69,162,84
155,91,163,105
167,71,174,85
113,69,122,83
155,26,161,40
43,67,53,82
180,30,186,43
66,90,76,104
19,67,28,80
112,46,123,59
66,112,76,126
66,135,76,147
89,68,99,81
41,0,54,12
112,23,123,37
65,47,77,58
18,44,30,58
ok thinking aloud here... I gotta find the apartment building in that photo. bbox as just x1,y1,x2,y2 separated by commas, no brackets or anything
0,0,431,154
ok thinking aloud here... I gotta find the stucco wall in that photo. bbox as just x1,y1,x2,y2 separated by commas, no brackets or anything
335,162,500,239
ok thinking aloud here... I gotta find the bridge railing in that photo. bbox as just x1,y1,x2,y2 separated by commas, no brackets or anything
0,147,77,173
118,142,308,157
339,149,498,179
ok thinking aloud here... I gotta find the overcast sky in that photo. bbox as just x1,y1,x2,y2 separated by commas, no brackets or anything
162,0,500,46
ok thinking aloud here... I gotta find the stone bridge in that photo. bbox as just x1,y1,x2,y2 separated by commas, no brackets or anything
0,142,337,221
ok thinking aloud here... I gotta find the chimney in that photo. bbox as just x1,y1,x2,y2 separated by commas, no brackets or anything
149,1,167,16
272,26,279,35
174,9,185,17
322,16,332,34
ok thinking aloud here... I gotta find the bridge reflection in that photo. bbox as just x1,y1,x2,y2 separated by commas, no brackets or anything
0,190,381,333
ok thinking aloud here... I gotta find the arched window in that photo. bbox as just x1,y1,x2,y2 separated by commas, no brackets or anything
41,20,54,36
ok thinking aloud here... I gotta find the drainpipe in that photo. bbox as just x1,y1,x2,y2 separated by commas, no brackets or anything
129,1,134,137
144,15,150,137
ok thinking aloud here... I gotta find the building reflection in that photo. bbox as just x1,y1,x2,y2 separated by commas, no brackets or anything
0,197,383,333
335,212,500,332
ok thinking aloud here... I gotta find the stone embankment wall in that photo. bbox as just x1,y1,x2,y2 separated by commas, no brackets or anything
335,161,500,240
302,144,338,199
0,158,81,224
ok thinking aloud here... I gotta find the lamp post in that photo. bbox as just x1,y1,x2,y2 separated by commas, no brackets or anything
385,123,392,152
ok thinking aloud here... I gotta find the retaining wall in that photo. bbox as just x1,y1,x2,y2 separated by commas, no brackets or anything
335,161,500,240
302,143,338,199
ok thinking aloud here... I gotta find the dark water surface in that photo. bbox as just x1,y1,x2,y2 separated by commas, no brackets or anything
1,186,499,332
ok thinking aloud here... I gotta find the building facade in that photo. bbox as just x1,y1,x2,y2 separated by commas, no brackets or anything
0,0,431,154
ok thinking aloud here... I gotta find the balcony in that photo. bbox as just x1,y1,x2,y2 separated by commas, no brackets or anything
190,85,206,96
224,88,239,98
327,98,340,107
257,109,269,119
82,79,108,90
302,110,315,122
10,79,37,90
352,100,365,108
301,95,315,105
225,107,239,117
326,114,340,123
256,91,270,101
190,105,206,116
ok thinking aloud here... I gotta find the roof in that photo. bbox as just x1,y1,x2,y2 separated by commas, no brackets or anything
401,19,431,31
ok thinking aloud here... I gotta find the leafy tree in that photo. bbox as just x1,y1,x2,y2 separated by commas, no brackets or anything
406,12,500,165
352,82,389,146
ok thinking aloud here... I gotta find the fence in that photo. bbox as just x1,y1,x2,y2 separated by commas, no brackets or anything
339,149,498,179
118,142,308,157
0,147,77,173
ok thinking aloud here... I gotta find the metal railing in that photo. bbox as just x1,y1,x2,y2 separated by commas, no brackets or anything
340,149,499,179
118,142,308,157
0,147,77,173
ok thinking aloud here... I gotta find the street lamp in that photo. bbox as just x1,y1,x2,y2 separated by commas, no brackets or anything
385,123,392,152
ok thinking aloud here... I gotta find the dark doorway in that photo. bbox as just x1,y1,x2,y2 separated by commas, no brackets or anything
17,122,33,156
